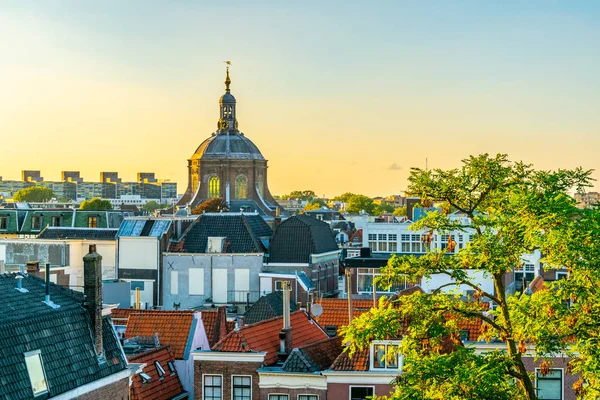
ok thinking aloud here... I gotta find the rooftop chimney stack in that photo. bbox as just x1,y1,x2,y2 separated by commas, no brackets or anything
83,244,103,357
278,282,293,360
26,261,40,275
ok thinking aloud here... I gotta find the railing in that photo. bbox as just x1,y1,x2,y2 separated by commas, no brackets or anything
227,290,262,304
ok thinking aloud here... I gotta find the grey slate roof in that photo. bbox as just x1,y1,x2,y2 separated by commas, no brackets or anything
268,214,339,263
170,213,272,254
243,291,299,325
0,273,128,399
37,227,118,240
117,218,172,237
282,336,343,373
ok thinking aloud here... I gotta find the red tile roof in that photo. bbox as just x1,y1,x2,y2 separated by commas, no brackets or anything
129,346,186,400
330,347,370,371
312,298,373,330
201,307,234,347
120,310,197,359
212,310,328,365
529,275,546,293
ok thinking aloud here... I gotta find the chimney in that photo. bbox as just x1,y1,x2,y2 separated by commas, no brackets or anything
0,260,5,274
273,208,282,231
217,306,228,341
278,282,293,360
83,244,103,357
26,261,40,275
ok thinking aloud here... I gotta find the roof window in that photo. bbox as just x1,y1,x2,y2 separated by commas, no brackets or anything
167,361,176,375
155,361,166,379
140,372,152,383
24,350,48,396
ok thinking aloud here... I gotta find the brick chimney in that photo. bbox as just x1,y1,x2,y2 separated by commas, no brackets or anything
83,244,103,357
217,306,228,342
26,261,40,274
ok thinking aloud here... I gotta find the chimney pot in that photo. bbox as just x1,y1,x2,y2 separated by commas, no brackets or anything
26,261,40,274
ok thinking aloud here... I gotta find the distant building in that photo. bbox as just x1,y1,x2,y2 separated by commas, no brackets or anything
575,191,600,208
22,170,43,182
137,172,157,183
61,170,83,183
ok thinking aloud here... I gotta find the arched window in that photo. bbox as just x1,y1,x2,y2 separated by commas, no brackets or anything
235,175,247,199
209,176,220,198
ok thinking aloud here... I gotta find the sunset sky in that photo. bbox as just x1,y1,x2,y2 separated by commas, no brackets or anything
1,1,599,197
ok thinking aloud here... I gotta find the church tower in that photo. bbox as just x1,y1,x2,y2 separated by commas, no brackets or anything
177,65,282,217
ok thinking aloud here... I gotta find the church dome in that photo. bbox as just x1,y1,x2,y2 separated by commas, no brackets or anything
191,132,265,161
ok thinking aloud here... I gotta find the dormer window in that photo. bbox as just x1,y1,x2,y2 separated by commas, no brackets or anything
370,341,402,370
50,216,61,227
155,361,166,379
0,215,8,230
24,350,48,396
88,216,98,228
140,372,152,384
31,216,43,231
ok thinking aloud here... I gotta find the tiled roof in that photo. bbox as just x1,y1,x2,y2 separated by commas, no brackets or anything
330,346,370,371
244,291,299,325
121,309,197,359
200,307,234,348
212,310,328,366
268,214,339,263
169,214,272,253
349,229,363,244
312,298,374,331
117,219,172,238
37,227,118,240
3,209,133,234
0,273,128,398
529,275,546,293
129,346,186,400
282,336,343,373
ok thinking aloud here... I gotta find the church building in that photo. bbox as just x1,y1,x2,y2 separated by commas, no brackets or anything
177,66,283,217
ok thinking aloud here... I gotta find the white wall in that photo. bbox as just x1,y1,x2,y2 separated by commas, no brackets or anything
118,237,158,269
421,270,494,295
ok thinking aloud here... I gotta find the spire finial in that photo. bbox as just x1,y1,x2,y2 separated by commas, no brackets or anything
224,61,231,91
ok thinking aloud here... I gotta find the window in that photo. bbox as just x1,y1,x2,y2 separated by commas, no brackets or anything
171,271,179,295
24,350,48,396
556,271,568,280
155,361,166,379
536,369,562,400
88,216,98,228
50,216,61,227
235,176,248,199
368,234,376,241
140,372,152,384
268,395,288,400
378,242,387,252
189,268,205,296
350,387,374,400
209,176,220,198
204,375,223,400
232,375,251,400
378,234,387,241
0,215,7,230
298,396,318,400
167,361,176,375
388,234,397,241
515,263,536,292
371,341,401,370
357,268,413,293
275,280,290,291
31,216,43,231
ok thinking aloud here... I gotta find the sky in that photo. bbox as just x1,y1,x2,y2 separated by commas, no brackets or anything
1,0,599,197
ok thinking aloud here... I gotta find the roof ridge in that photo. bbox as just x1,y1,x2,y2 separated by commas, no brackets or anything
127,345,171,361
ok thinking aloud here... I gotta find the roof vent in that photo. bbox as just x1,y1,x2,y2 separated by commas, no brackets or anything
206,237,226,253
15,275,29,293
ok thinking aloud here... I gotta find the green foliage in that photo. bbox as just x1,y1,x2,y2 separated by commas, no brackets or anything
303,198,325,212
13,186,54,202
332,192,356,202
373,203,395,215
280,190,317,201
342,154,597,400
79,198,113,210
393,206,407,216
191,198,229,214
346,194,376,215
142,200,170,213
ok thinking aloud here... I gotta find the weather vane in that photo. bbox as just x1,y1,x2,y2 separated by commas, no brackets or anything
224,61,232,90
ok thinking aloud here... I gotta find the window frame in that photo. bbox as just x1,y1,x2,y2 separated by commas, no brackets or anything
88,215,98,228
349,386,375,400
535,368,563,400
203,374,224,400
231,375,252,400
24,349,49,397
0,215,9,230
155,361,166,380
268,394,289,400
275,280,291,291
369,340,402,371
31,216,43,231
297,395,319,400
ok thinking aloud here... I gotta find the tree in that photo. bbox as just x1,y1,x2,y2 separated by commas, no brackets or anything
393,206,407,216
281,190,317,201
332,192,356,203
303,198,325,212
191,198,229,214
13,186,54,202
373,203,395,215
142,200,170,213
346,194,376,215
342,154,596,399
79,198,113,210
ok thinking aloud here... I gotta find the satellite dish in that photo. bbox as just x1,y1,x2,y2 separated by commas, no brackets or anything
311,303,323,317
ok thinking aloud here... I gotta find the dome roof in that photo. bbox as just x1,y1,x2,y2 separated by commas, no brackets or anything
220,92,236,104
191,132,265,161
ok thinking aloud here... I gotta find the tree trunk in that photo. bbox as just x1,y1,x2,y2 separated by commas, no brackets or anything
493,274,538,400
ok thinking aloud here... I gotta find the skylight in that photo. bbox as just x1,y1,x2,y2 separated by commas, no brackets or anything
167,361,176,375
155,361,166,379
140,372,152,383
24,350,48,396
